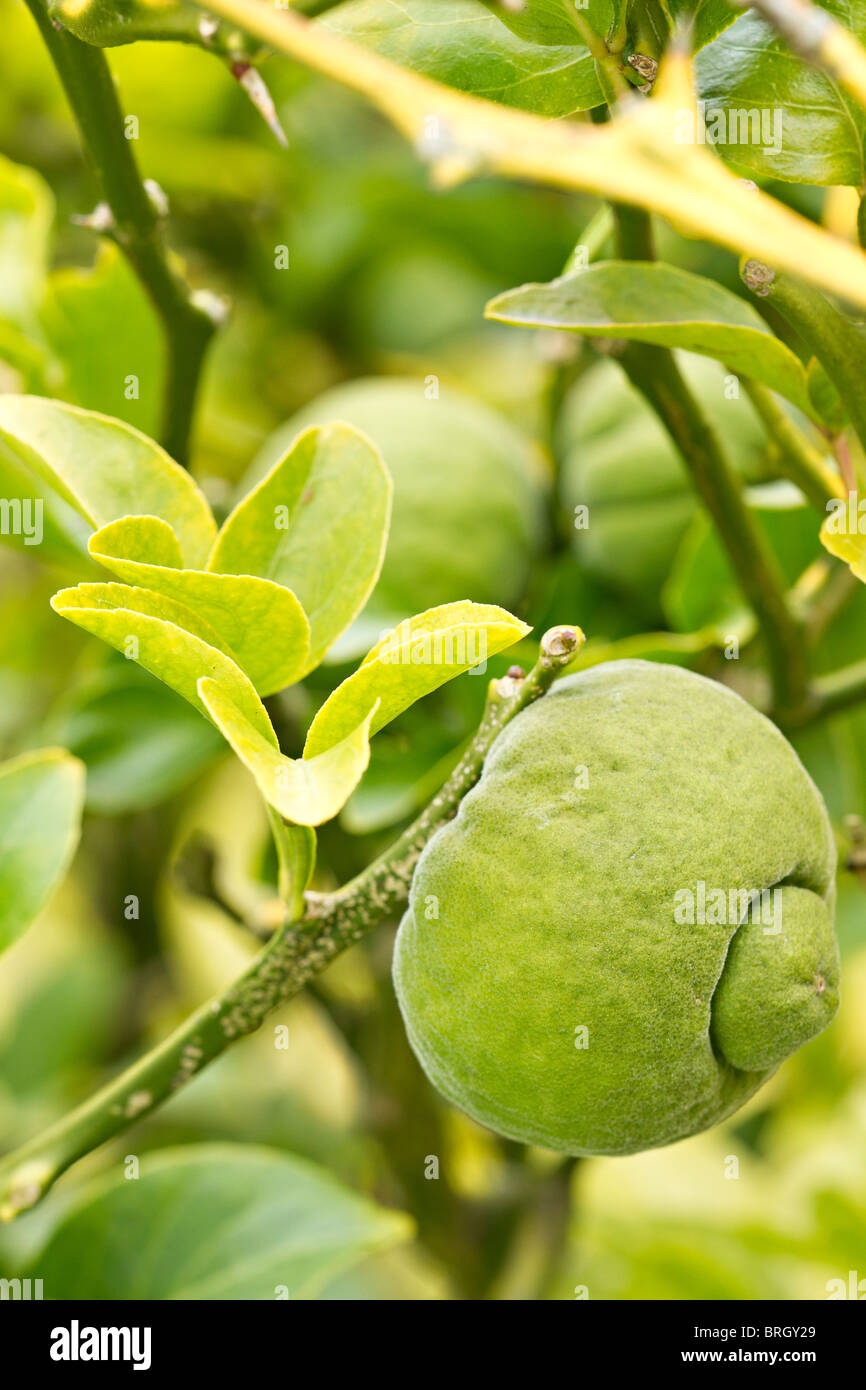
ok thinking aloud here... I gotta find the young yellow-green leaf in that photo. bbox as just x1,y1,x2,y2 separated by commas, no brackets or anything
32,1144,411,1300
210,423,391,673
0,748,85,954
487,262,816,419
51,582,276,741
89,516,310,695
0,395,216,565
199,678,377,827
305,601,531,758
820,501,866,580
92,513,184,568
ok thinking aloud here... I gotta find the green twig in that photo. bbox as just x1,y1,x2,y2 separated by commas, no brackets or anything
740,378,845,512
801,562,860,646
810,659,866,723
0,627,585,1220
563,206,614,274
622,341,810,717
611,207,809,720
741,259,866,468
24,0,218,465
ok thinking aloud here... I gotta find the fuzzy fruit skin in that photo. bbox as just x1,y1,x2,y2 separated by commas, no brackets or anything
252,377,546,620
393,661,839,1156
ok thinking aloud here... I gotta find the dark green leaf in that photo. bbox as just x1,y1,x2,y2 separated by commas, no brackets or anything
42,661,225,815
0,748,84,954
666,0,738,52
326,0,603,115
487,261,815,417
697,4,866,186
33,1145,411,1299
480,0,622,47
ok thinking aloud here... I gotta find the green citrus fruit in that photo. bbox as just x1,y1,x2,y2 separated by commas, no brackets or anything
559,355,771,618
251,377,546,625
394,660,839,1155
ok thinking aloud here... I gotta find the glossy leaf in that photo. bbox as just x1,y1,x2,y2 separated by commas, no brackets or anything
305,601,530,758
0,395,216,566
89,516,310,695
32,1145,411,1300
487,261,816,418
210,424,390,673
480,0,623,47
666,0,738,52
51,582,275,739
327,0,603,116
697,3,866,186
0,748,85,954
198,679,377,827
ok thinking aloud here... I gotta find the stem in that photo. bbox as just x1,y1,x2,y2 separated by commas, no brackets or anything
562,205,614,273
0,627,584,1220
810,659,866,723
612,208,810,720
803,562,860,645
741,260,866,465
740,378,845,511
24,0,217,465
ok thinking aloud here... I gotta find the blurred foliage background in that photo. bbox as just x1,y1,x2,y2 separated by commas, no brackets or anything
0,0,865,1299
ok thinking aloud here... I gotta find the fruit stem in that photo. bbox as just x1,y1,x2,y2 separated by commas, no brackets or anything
0,627,584,1220
610,205,810,723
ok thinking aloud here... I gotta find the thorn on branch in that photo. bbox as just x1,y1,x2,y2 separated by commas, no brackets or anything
230,61,288,148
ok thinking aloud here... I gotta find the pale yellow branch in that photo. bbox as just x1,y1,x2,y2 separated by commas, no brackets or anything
196,0,866,310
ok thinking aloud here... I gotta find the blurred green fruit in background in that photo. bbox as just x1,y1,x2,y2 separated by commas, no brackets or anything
394,661,839,1156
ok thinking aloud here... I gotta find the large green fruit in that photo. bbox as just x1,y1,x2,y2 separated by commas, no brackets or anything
251,377,546,627
559,355,771,619
394,661,839,1155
